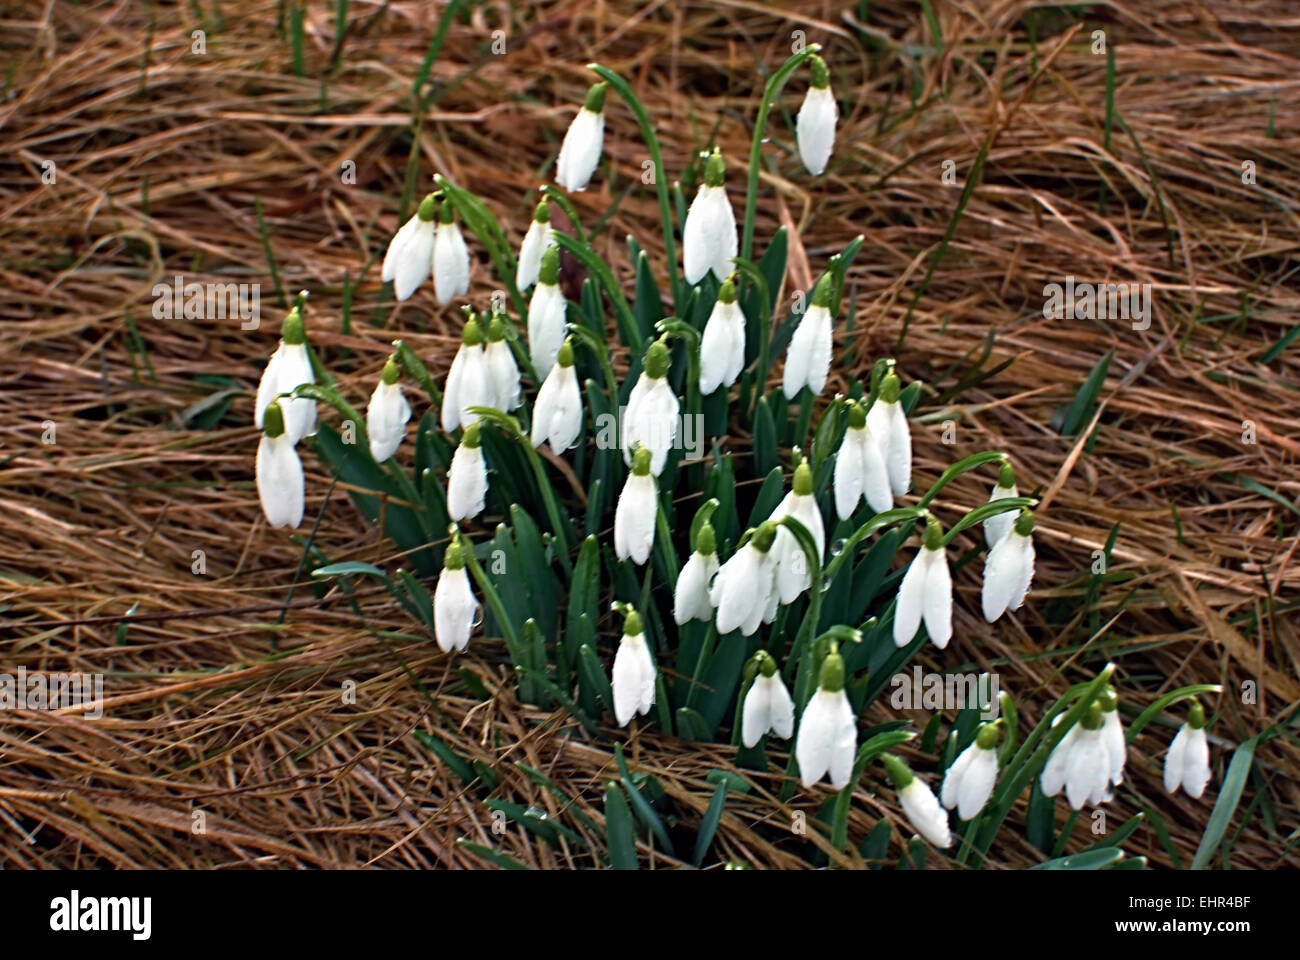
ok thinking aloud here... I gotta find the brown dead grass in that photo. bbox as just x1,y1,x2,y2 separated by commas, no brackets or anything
0,0,1297,869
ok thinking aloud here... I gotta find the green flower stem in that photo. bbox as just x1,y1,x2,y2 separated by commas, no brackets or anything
455,527,523,664
941,496,1036,547
587,63,681,309
730,256,772,416
831,729,915,851
740,45,822,264
656,317,702,422
1124,684,1223,745
915,450,1007,509
435,175,527,320
392,339,443,408
552,231,642,354
564,323,621,407
777,515,826,711
822,506,928,585
683,622,718,711
541,185,588,246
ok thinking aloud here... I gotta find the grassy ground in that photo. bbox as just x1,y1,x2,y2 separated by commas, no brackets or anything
1,0,1297,869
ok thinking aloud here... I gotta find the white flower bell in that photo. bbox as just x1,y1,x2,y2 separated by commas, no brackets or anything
447,421,489,522
673,520,719,625
432,200,471,305
795,54,837,176
515,197,554,290
710,521,780,636
795,647,857,789
527,245,567,377
865,369,910,495
1041,706,1112,810
366,355,411,462
433,539,480,653
885,754,952,848
941,723,1001,821
833,399,892,519
255,400,304,529
741,652,795,748
782,273,834,398
555,82,606,193
254,304,316,444
983,460,1019,547
698,276,746,395
621,339,679,477
683,147,737,284
1100,687,1127,787
982,509,1036,622
483,316,521,412
530,339,583,453
611,607,656,726
769,458,826,605
381,194,437,301
441,315,494,433
614,446,657,565
1164,701,1212,799
894,518,953,649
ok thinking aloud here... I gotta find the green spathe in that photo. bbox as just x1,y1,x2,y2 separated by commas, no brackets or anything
381,355,400,385
539,245,560,285
704,147,726,188
281,307,305,345
262,400,286,438
644,338,670,379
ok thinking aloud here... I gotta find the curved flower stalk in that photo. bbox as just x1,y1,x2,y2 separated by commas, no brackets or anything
442,314,494,433
621,338,679,477
983,460,1019,547
556,81,606,192
1041,705,1112,809
698,276,746,395
982,509,1036,622
741,651,795,748
782,272,834,398
254,303,316,444
673,519,719,625
683,147,737,284
382,193,437,301
833,399,892,519
433,200,471,304
893,517,953,649
769,457,826,605
614,446,657,565
1164,700,1212,799
527,245,567,377
612,606,656,726
366,355,411,462
484,316,521,412
433,538,480,653
941,722,1001,821
884,754,952,848
866,368,911,495
255,400,304,529
530,339,583,453
447,421,488,522
515,197,553,290
795,54,837,176
710,521,779,636
795,645,856,789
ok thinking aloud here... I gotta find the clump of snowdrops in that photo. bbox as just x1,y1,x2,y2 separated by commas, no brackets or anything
250,47,1217,865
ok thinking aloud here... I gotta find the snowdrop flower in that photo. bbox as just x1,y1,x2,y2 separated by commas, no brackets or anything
515,197,553,290
530,339,583,453
683,147,737,284
441,315,494,433
254,305,316,444
484,316,521,412
884,754,952,848
381,194,437,301
769,457,826,605
433,539,479,653
673,520,719,625
741,651,795,748
983,460,1019,547
432,200,471,305
614,446,657,565
255,400,304,529
366,355,411,462
796,54,837,176
447,421,488,522
621,339,679,477
555,82,606,192
941,722,1001,821
527,245,567,377
1041,706,1112,810
796,647,856,789
894,518,953,649
1099,687,1127,787
1164,700,1212,799
865,369,910,495
698,276,746,395
611,607,655,726
833,399,892,519
782,273,834,398
710,521,780,636
981,509,1036,622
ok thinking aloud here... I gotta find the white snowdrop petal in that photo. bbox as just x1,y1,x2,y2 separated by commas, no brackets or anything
983,483,1019,547
796,85,838,176
447,444,488,521
981,531,1024,622
893,549,927,646
556,109,604,192
256,433,304,529
741,679,771,748
1102,710,1127,786
516,220,553,290
941,744,976,811
1182,726,1211,798
367,381,411,462
433,221,471,305
901,779,952,848
527,283,567,378
433,566,479,653
612,633,655,726
614,473,657,565
922,549,953,649
1164,725,1190,795
1040,724,1078,797
957,748,998,821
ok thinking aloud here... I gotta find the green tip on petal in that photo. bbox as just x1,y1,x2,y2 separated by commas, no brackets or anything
584,81,608,113
644,338,670,379
262,400,286,438
462,420,482,448
488,317,506,342
438,200,455,224
811,272,835,309
704,147,726,188
444,540,465,570
922,517,943,551
539,245,560,285
751,521,778,554
718,277,737,304
1014,509,1035,537
847,400,866,429
793,458,814,496
556,339,575,368
631,445,652,475
281,307,306,345
1081,705,1104,730
417,194,438,222
623,607,644,636
381,355,400,385
695,521,716,557
462,317,484,346
1188,700,1206,729
882,753,914,789
757,650,778,678
533,198,551,223
818,648,845,692
975,722,1001,751
809,54,830,89
998,460,1016,489
880,371,901,404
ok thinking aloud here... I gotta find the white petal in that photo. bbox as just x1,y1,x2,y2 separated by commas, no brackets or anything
433,221,471,304
612,633,655,725
956,748,998,821
795,690,835,787
741,677,773,748
527,282,567,378
885,402,911,495
782,304,832,398
861,426,893,513
433,565,478,653
893,549,927,646
922,548,953,649
982,531,1029,622
1181,725,1211,798
683,184,737,284
833,429,866,521
673,551,718,625
274,344,316,443
941,743,976,810
516,221,553,290
1164,724,1189,795
983,483,1019,547
383,215,436,301
256,433,304,529
447,443,488,521
614,473,657,564
902,779,952,847
699,299,746,395
555,108,604,192
796,86,838,176
1102,710,1127,786
1040,723,1078,797
254,347,283,430
367,380,411,462
1065,729,1106,810
485,340,521,412
623,378,679,476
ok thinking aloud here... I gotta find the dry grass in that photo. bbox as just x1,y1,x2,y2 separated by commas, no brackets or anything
0,0,1297,869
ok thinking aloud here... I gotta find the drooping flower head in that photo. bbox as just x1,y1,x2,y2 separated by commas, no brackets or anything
673,518,719,625
442,313,493,433
1164,699,1212,799
796,646,857,789
940,721,1001,821
614,446,657,565
833,398,892,519
796,54,838,176
866,366,910,495
984,459,1019,547
711,520,780,636
699,275,746,395
783,271,834,398
622,337,679,477
982,508,1036,622
447,419,489,522
527,244,567,377
894,516,953,649
382,193,437,301
770,455,827,605
531,338,583,453
255,399,304,530
434,537,480,653
741,650,795,748
254,301,316,444
556,81,607,193
683,147,738,284
366,354,412,462
612,605,656,726
484,315,521,412
516,195,554,290
883,753,952,848
433,199,471,305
